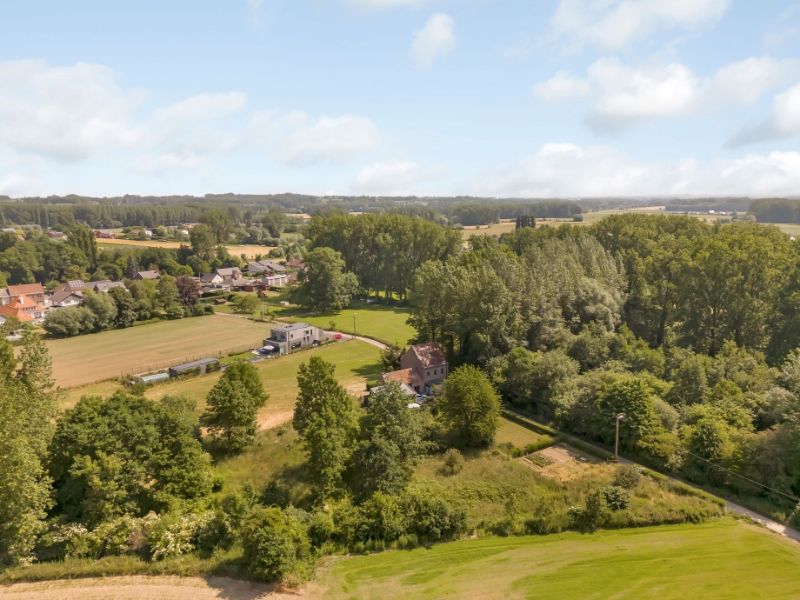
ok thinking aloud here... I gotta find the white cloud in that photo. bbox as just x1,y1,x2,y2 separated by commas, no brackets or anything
411,13,456,69
706,57,800,104
731,83,800,145
247,0,264,28
586,59,699,131
533,56,798,132
551,0,730,50
476,142,800,198
155,92,247,121
0,59,144,161
354,160,430,194
282,115,380,166
532,70,591,102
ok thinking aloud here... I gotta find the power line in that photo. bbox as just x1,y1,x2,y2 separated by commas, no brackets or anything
684,450,800,504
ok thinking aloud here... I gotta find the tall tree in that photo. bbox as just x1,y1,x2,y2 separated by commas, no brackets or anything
298,247,358,313
351,383,426,500
440,365,501,448
293,356,358,499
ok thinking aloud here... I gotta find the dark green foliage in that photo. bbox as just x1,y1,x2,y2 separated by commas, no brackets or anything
241,507,311,582
294,356,358,500
201,361,268,453
440,365,501,448
297,247,358,313
613,465,642,489
351,383,426,500
49,393,213,526
602,485,631,510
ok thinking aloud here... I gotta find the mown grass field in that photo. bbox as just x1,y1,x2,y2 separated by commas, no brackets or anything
96,238,274,258
274,301,416,346
48,315,268,389
61,340,382,427
320,519,800,599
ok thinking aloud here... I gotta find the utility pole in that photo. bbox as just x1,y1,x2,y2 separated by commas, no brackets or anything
352,314,357,338
615,413,625,460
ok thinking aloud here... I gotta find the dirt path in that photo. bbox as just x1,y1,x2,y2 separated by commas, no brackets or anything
0,575,306,600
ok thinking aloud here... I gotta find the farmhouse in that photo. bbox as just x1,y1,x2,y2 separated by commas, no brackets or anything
247,260,286,275
263,322,323,355
260,272,289,288
5,283,47,306
0,294,46,323
50,288,85,308
382,342,449,395
216,267,242,283
200,272,225,289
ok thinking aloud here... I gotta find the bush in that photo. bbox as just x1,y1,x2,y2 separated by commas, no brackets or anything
404,489,467,542
613,464,642,489
602,485,631,511
241,507,312,582
569,490,608,532
144,511,213,561
441,448,465,476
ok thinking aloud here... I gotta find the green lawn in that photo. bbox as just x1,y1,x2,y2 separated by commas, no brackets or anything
61,340,381,424
320,519,800,599
495,417,554,449
47,315,268,388
275,300,415,346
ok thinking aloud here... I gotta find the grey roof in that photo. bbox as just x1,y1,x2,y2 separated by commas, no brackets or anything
89,280,126,293
273,322,313,332
50,288,84,305
200,272,222,283
137,270,160,280
169,357,220,372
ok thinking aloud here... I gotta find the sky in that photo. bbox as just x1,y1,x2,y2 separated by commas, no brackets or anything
1,0,800,198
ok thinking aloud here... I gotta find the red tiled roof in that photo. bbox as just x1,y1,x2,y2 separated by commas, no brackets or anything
382,368,422,388
0,295,40,322
410,342,447,368
7,283,45,297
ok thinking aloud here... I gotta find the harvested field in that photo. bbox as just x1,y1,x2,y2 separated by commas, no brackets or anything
97,238,274,258
47,315,267,388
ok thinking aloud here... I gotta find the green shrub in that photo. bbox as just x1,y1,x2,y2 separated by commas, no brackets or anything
602,485,631,511
441,448,465,476
614,464,642,489
241,507,312,582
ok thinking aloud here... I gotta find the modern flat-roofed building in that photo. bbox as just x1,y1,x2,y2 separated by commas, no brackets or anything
263,322,322,355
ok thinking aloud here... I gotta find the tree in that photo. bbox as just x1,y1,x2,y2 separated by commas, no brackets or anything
201,361,268,453
66,224,98,271
43,306,93,337
351,383,426,499
294,356,358,499
241,507,311,582
298,247,358,313
189,224,216,262
440,365,501,448
0,333,56,564
109,287,136,328
175,276,199,308
232,294,259,314
124,255,140,280
156,275,183,318
49,392,213,526
83,291,118,331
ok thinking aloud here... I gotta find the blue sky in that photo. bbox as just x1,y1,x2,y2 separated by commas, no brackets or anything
1,0,800,197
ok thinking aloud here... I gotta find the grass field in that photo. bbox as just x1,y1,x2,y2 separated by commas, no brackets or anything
320,519,800,599
61,340,381,426
96,238,274,258
275,301,416,346
495,417,554,449
47,315,268,388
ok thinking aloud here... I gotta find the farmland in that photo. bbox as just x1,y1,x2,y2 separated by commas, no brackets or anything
47,315,267,388
60,340,382,426
96,238,274,259
320,519,800,599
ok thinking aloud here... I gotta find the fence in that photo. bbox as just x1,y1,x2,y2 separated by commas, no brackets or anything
121,342,261,379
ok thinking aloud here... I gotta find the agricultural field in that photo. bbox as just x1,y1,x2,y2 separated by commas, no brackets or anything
60,340,382,430
320,519,800,599
96,238,274,259
273,300,416,346
47,315,268,389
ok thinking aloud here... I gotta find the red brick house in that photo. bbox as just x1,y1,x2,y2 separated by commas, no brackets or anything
382,342,449,395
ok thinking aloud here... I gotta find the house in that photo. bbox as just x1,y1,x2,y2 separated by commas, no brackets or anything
216,267,242,282
50,288,85,308
286,259,306,271
88,280,127,293
382,342,449,395
200,272,225,289
231,278,258,292
0,294,45,323
263,322,323,355
93,230,114,239
260,273,289,288
47,230,66,239
134,270,160,281
7,283,47,306
0,288,9,307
